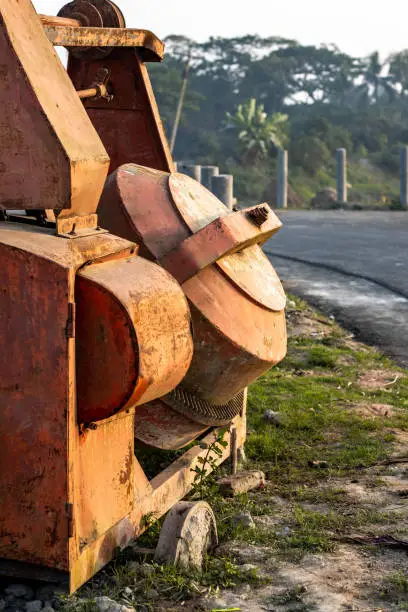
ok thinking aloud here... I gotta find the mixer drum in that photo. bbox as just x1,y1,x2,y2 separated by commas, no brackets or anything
98,164,287,427
75,253,193,424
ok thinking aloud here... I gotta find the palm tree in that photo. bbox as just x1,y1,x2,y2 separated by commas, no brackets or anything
388,50,408,97
350,52,395,106
226,98,288,162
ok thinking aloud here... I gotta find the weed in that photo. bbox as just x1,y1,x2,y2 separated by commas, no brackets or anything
266,585,309,605
137,513,162,548
388,571,408,594
379,570,408,609
190,427,228,499
307,346,338,369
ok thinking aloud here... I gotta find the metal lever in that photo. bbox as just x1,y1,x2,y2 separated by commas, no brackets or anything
77,68,113,102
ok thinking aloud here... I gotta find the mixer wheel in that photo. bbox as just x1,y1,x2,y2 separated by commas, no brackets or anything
57,0,125,59
154,501,218,570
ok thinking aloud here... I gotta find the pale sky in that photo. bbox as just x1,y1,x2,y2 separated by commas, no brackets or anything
34,0,407,60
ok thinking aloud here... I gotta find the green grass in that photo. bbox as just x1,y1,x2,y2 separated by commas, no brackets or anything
205,302,408,562
246,336,408,482
63,556,265,611
379,571,408,609
289,158,401,209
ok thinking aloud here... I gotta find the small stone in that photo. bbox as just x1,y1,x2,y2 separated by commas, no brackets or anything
25,601,42,612
139,563,155,578
126,561,140,574
217,470,265,497
287,300,297,310
233,511,255,529
264,410,281,426
311,187,338,210
276,526,291,537
309,460,330,469
5,587,34,601
145,590,159,601
123,588,132,598
35,586,65,603
94,597,134,612
94,597,117,612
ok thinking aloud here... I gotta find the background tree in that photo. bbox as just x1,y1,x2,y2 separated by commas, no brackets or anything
226,98,288,163
147,33,408,205
351,51,395,106
388,50,408,97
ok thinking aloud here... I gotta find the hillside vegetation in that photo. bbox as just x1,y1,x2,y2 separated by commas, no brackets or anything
148,37,408,207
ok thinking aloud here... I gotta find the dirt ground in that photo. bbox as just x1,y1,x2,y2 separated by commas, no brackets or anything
193,304,408,612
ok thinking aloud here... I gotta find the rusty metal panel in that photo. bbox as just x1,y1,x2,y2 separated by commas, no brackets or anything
75,273,140,424
0,223,141,573
69,414,245,593
158,203,285,308
0,223,136,270
44,26,164,61
217,244,286,312
169,172,229,231
169,173,286,311
0,238,70,570
134,400,208,450
183,295,286,404
67,49,174,174
0,0,109,213
99,165,189,257
73,414,135,554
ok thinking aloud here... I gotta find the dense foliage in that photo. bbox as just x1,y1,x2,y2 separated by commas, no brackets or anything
148,36,408,206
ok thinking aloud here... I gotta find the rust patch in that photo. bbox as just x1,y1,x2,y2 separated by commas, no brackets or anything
119,442,134,494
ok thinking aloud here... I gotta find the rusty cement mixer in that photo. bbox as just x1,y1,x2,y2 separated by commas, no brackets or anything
0,0,287,592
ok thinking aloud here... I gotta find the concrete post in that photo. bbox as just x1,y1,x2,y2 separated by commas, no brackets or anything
212,174,234,210
336,148,347,204
277,149,288,209
179,164,201,183
201,166,219,191
400,147,408,208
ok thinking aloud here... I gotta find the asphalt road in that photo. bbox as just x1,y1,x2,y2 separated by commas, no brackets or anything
263,211,408,366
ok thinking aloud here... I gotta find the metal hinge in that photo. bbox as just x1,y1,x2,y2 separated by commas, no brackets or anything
66,502,74,538
65,302,76,339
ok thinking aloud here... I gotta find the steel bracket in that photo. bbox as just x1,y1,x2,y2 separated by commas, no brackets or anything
159,203,282,285
56,213,108,239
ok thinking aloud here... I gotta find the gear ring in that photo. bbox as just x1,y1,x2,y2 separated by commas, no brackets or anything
57,0,125,59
